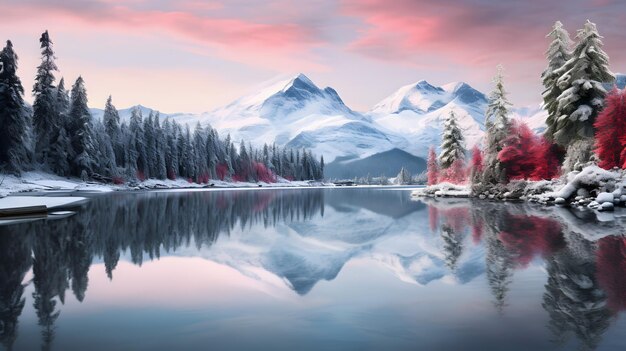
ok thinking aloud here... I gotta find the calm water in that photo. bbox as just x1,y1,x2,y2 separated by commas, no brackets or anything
1,187,626,351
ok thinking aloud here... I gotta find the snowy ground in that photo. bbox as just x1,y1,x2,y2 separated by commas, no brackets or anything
412,165,626,235
0,171,331,200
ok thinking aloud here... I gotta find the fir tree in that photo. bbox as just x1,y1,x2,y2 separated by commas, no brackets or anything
543,21,572,142
68,76,95,177
439,110,465,168
32,31,59,167
0,40,31,174
395,167,411,185
553,20,614,147
482,65,512,184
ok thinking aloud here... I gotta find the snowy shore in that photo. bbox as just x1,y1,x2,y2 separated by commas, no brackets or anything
413,165,626,213
0,171,330,199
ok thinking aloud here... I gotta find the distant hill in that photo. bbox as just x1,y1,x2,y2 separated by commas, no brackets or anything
325,148,426,179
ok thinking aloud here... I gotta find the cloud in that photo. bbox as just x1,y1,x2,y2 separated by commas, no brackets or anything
341,0,626,67
1,0,327,70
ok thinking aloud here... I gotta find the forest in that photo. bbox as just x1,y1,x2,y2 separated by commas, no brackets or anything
0,32,324,184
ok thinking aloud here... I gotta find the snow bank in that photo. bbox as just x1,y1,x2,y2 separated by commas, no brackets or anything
0,171,329,198
411,182,470,198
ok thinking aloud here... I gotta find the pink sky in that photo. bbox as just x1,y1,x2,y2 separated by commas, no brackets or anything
2,0,625,113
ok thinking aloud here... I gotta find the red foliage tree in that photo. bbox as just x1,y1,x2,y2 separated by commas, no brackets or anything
498,121,538,180
469,146,483,183
216,163,228,181
531,137,561,180
253,162,276,183
594,88,626,169
427,146,439,185
497,121,560,181
439,158,467,184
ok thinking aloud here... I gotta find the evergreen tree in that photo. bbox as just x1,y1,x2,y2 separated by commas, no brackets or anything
32,31,59,167
0,40,31,174
153,114,167,179
48,78,73,175
143,112,156,178
395,167,411,185
482,65,512,184
553,20,614,147
68,76,95,177
439,110,465,168
103,96,125,170
542,21,572,143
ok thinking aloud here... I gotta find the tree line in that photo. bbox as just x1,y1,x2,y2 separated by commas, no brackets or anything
0,31,324,183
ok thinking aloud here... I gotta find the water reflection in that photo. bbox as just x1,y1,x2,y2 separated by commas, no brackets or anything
424,198,624,350
0,189,625,350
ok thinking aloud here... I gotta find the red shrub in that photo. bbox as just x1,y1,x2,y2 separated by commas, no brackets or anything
469,146,483,179
216,163,228,180
439,158,467,184
595,88,626,169
498,121,560,181
112,176,125,185
136,170,145,182
253,162,276,183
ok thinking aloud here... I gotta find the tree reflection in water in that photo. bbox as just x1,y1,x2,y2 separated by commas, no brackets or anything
424,198,622,350
1,191,626,350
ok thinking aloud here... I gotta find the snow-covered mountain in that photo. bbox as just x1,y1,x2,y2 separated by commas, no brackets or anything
369,80,488,156
198,74,407,163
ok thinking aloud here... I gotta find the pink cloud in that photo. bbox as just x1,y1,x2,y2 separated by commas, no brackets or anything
2,0,326,70
342,0,553,66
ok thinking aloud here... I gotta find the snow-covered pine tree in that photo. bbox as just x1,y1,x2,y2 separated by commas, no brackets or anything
205,128,218,179
92,120,116,177
395,167,411,185
0,40,31,174
553,20,614,163
103,96,120,140
49,78,73,176
542,21,572,142
193,122,207,182
439,110,465,169
102,95,125,168
127,107,144,179
153,113,167,179
143,112,156,178
68,76,95,177
32,31,59,168
482,65,512,185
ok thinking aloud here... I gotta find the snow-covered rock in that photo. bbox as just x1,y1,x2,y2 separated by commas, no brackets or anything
595,192,614,204
412,182,470,198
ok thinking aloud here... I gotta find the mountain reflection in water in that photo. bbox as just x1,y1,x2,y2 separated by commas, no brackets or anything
1,188,626,351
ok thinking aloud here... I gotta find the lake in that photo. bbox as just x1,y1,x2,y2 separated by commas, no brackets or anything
1,187,626,351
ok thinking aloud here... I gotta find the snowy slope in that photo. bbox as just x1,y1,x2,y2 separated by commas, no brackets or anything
369,81,488,156
197,74,408,162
